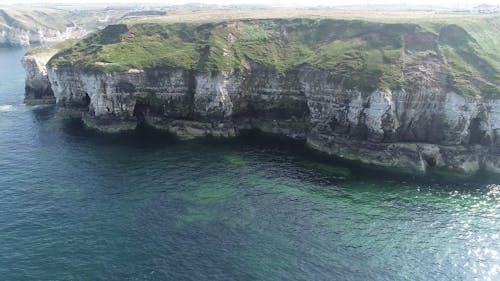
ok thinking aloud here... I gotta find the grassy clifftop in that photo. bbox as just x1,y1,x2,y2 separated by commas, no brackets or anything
48,11,500,96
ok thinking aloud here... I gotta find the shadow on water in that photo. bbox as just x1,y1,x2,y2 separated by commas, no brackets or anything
62,118,180,148
29,106,178,150
29,104,57,122
30,104,500,188
214,130,500,187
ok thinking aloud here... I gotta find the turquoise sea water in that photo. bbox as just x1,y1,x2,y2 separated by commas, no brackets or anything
0,47,499,281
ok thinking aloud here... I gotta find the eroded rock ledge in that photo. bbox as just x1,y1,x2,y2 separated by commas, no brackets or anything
27,64,498,176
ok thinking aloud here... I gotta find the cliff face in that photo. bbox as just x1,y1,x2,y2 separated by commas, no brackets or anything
0,8,61,46
22,48,60,104
0,7,90,47
44,63,500,175
0,27,87,47
25,19,500,176
0,29,40,46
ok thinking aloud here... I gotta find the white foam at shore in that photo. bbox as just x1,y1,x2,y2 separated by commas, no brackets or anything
0,105,14,112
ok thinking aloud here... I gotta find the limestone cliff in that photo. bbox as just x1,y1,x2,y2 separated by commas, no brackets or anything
24,18,500,176
0,8,62,46
0,29,41,47
0,8,89,47
43,64,500,175
22,47,58,104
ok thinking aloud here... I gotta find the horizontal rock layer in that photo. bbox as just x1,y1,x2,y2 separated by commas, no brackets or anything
0,28,64,47
23,19,500,176
42,64,500,176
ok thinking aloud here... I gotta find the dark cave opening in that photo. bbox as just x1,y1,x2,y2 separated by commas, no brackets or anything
422,155,437,168
468,117,488,145
133,101,149,122
83,93,91,108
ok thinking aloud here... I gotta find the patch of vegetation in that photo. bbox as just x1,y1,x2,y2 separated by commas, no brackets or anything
437,24,500,96
47,15,500,96
49,23,203,72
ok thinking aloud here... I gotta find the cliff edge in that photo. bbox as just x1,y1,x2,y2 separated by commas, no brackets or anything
22,47,59,104
23,15,500,176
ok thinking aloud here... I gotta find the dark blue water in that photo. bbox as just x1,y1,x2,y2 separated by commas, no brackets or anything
0,47,499,281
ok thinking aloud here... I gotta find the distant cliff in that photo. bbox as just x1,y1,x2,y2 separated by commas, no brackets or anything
23,17,500,176
0,8,87,47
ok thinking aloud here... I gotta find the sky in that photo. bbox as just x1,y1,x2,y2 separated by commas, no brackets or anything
1,0,499,8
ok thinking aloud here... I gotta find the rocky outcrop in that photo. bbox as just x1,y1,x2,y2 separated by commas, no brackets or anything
0,7,73,47
23,19,500,176
21,48,59,104
42,63,500,176
0,29,39,47
0,28,66,47
0,27,89,47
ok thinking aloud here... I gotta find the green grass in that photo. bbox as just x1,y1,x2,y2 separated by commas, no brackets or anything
239,24,272,41
47,13,500,96
435,22,500,96
49,24,203,72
